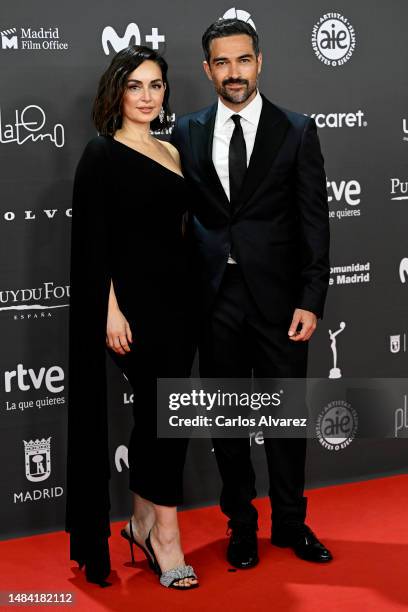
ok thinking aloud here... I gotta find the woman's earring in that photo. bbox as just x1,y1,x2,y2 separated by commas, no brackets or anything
159,107,165,124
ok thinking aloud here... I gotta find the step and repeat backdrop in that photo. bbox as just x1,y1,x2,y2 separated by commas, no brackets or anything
1,0,407,539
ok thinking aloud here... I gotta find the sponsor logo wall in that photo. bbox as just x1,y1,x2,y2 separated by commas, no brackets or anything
0,0,407,539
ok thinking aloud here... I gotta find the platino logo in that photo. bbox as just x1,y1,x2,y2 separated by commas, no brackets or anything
222,8,256,29
328,322,346,379
24,437,51,482
311,13,356,67
102,22,165,55
0,104,65,147
316,400,358,451
399,258,408,283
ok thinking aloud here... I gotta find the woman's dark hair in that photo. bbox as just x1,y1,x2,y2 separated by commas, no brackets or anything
202,18,260,63
92,45,171,135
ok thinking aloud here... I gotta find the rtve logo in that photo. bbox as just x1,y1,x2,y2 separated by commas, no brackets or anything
4,364,64,393
327,178,361,206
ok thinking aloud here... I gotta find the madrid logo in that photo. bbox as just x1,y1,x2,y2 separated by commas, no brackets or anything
316,400,358,451
311,13,356,67
24,437,51,482
102,22,165,55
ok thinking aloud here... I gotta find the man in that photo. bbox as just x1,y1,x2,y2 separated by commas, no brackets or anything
171,18,332,569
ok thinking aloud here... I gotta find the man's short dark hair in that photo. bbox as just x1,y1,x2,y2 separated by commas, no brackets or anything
202,18,260,63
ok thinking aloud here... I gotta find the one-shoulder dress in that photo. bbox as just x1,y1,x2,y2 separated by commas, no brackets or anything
66,135,196,584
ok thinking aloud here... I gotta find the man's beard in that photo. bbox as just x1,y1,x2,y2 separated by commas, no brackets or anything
217,78,257,105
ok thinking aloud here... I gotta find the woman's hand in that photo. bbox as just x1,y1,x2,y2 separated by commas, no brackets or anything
106,306,133,355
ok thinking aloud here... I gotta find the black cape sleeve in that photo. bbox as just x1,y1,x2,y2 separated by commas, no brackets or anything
65,136,113,585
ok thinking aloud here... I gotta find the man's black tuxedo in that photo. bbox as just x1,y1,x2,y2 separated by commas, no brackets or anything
171,93,330,531
171,94,330,324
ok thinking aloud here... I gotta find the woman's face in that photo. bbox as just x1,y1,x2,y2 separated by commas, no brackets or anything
121,60,166,126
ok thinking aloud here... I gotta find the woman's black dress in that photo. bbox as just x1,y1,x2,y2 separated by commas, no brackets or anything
65,135,195,584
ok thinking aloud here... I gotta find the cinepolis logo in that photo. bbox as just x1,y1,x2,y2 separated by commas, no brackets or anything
309,111,367,128
390,178,408,201
222,8,256,29
316,400,358,451
1,27,69,51
102,22,165,55
311,13,356,67
0,104,65,147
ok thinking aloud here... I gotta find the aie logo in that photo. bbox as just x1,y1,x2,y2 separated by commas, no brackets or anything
399,258,408,283
316,400,358,451
311,13,356,67
222,8,256,29
1,28,18,49
102,22,165,55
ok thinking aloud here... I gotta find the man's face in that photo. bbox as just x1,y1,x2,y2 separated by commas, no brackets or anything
203,34,262,106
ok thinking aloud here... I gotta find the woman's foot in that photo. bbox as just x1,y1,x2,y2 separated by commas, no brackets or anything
124,514,153,550
149,524,198,588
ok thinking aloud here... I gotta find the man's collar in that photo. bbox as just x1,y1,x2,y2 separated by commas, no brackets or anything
216,89,263,126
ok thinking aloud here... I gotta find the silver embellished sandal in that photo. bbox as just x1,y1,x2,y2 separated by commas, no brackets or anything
145,530,199,590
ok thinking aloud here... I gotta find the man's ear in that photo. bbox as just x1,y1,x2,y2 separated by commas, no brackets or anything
203,60,213,82
257,51,263,75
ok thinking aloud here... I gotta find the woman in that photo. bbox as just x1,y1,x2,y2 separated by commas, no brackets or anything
66,46,198,590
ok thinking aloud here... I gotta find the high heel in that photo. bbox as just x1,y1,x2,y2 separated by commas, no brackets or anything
120,518,157,573
145,529,199,590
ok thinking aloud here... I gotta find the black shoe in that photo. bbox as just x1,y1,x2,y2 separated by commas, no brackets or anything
120,517,156,572
272,523,333,563
227,524,259,569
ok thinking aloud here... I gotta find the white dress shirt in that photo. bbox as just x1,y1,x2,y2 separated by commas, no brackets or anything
212,89,263,263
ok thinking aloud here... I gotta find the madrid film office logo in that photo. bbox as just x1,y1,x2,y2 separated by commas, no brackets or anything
102,22,165,55
0,26,69,51
311,13,356,67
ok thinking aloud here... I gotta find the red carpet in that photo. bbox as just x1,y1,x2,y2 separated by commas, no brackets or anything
1,475,408,611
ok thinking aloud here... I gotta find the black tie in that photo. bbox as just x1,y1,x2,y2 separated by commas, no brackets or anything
229,114,247,212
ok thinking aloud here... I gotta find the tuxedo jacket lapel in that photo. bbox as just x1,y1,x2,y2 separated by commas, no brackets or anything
189,105,230,213
233,96,290,215
188,95,290,217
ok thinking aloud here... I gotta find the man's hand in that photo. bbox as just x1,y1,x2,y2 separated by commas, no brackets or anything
288,308,317,342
